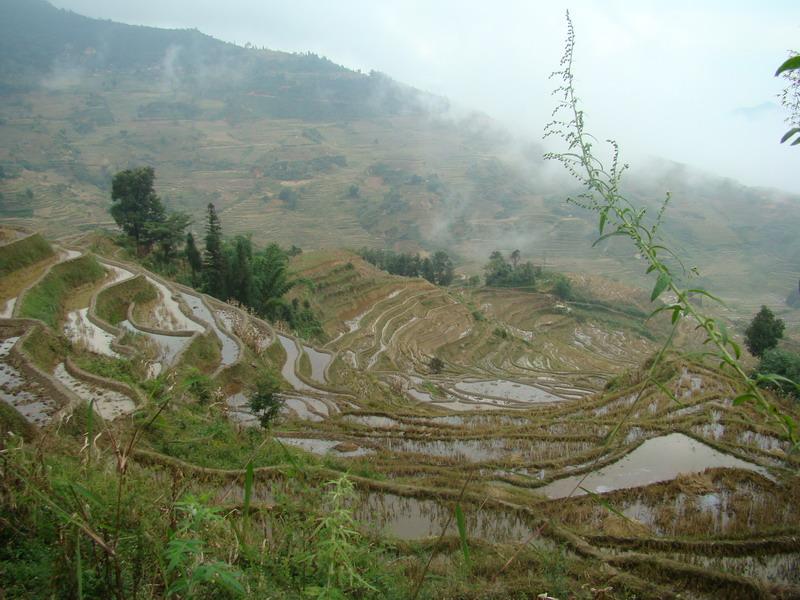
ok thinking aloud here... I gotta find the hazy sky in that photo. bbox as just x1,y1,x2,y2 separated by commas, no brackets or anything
51,0,800,193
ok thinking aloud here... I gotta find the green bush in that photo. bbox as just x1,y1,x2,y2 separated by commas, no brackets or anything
757,348,800,397
248,370,284,428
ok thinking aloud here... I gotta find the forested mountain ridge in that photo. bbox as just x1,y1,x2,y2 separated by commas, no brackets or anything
1,0,799,332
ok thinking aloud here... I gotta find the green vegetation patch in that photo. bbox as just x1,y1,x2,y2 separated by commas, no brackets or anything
94,274,157,325
0,395,35,439
73,354,142,389
18,255,105,328
21,325,68,371
0,233,54,278
176,331,221,375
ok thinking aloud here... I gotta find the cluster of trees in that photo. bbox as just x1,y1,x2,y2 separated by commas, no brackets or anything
110,168,321,338
483,250,538,288
192,203,321,337
110,167,191,261
745,306,799,399
358,248,454,286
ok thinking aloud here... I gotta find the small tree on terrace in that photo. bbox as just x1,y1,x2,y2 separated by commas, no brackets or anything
744,305,785,358
110,166,165,252
248,370,284,428
429,356,445,374
431,250,454,286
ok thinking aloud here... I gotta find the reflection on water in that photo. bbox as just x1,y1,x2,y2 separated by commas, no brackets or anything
276,436,374,457
180,292,239,366
146,278,203,332
277,335,314,391
668,552,800,587
0,337,56,425
64,308,119,357
344,415,402,428
539,433,770,499
455,379,565,403
0,297,16,318
303,345,332,383
356,493,536,542
120,320,191,365
283,396,328,422
53,363,135,420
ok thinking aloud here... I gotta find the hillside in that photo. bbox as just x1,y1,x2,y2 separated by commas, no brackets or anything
0,226,798,598
1,1,800,336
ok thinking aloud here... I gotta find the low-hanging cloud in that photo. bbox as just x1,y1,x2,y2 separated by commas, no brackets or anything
49,0,800,194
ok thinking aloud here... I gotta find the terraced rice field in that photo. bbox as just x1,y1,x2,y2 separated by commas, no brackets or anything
1,237,798,597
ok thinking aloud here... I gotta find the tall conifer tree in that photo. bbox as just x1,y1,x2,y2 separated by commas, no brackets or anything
202,203,226,297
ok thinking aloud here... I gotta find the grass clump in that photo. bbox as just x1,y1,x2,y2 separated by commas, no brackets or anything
0,233,54,278
18,255,105,327
94,274,157,325
73,354,142,388
176,331,220,375
20,325,68,370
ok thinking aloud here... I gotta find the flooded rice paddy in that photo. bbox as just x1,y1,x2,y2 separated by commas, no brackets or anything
179,292,240,366
303,345,332,383
146,278,204,332
0,297,16,318
120,320,191,366
276,436,374,457
53,363,135,420
538,433,770,499
277,334,314,391
355,493,536,542
455,379,567,403
64,308,119,357
0,337,57,425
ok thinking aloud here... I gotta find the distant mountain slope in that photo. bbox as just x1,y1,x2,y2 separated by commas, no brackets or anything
0,0,437,118
0,0,799,329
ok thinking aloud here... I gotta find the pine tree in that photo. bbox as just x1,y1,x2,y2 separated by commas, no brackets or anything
202,203,227,298
230,236,253,306
185,231,202,284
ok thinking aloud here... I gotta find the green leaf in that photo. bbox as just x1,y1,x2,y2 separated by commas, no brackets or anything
599,210,608,235
733,393,756,406
579,487,631,521
686,288,725,306
650,272,671,302
654,380,684,408
455,503,470,569
775,55,800,76
780,127,800,144
592,229,626,247
729,339,742,360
